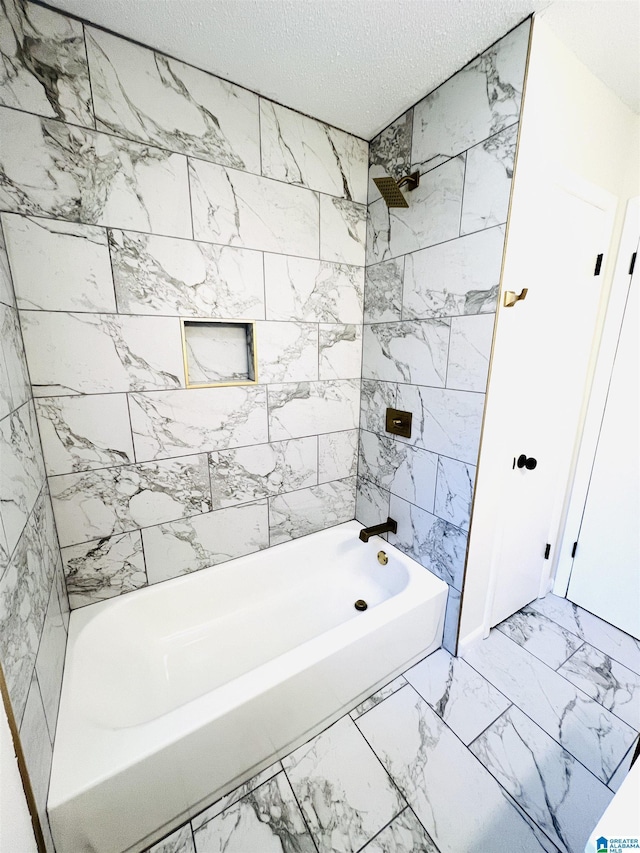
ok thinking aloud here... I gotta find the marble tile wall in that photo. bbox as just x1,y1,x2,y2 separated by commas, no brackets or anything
0,218,68,851
0,0,368,615
357,20,531,652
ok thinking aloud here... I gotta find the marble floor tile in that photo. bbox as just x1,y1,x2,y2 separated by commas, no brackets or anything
405,649,511,744
607,743,638,793
496,608,583,669
191,760,283,831
357,686,557,853
463,630,638,783
283,715,405,853
194,771,315,853
525,595,640,675
350,677,408,720
470,706,613,853
145,824,195,853
558,643,640,731
360,808,439,853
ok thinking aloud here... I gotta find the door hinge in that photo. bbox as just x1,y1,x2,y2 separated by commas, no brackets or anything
571,541,578,558
630,252,637,276
594,254,604,276
544,543,551,560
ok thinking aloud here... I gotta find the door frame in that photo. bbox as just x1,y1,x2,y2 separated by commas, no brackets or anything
554,196,639,595
479,169,618,639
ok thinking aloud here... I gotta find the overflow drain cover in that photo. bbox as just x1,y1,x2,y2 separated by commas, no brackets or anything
354,599,368,611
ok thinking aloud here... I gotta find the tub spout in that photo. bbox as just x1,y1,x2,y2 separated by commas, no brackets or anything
359,517,397,542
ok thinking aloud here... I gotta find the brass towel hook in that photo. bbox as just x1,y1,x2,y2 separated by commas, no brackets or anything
503,288,528,308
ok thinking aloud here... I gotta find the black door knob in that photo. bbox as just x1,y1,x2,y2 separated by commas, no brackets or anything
517,454,537,470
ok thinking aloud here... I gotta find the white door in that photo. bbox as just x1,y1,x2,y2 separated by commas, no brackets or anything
566,244,639,638
486,172,616,628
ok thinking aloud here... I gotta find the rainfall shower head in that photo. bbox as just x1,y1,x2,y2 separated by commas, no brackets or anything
373,171,420,208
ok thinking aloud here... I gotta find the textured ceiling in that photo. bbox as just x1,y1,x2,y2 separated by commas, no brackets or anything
41,0,639,139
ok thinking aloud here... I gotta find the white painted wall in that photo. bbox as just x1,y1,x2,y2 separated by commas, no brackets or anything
458,16,640,650
0,701,37,853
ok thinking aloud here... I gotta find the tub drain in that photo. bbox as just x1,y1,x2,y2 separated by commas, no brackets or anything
354,599,368,611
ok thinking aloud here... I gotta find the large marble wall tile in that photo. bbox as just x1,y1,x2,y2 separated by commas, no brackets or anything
434,456,476,531
193,772,315,853
396,384,484,464
366,157,465,264
355,477,390,530
471,706,613,853
282,716,404,853
319,196,367,266
364,258,403,323
35,394,135,475
110,229,264,318
85,27,260,172
318,324,362,380
268,379,360,441
34,580,66,740
0,221,14,306
461,123,518,235
260,101,368,203
0,401,45,554
3,214,115,312
0,488,54,718
257,321,318,383
18,674,53,849
50,454,211,547
21,311,184,396
189,159,319,257
264,254,364,324
360,808,439,853
389,494,466,590
0,0,93,126
359,378,396,435
462,630,638,783
359,430,437,512
269,477,355,545
209,438,317,508
61,530,147,609
496,609,583,670
318,430,357,483
129,386,268,462
405,649,510,745
54,559,70,632
411,21,529,166
368,111,413,205
558,644,640,731
402,226,504,319
0,109,191,237
362,320,449,386
446,313,495,392
356,686,556,853
0,302,31,413
142,500,269,584
442,586,461,654
525,595,640,675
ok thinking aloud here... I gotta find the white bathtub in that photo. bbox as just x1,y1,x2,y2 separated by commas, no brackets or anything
48,520,447,853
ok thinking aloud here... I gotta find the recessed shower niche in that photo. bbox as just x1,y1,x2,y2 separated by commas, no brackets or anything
181,319,258,388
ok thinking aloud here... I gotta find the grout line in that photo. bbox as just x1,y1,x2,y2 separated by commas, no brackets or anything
80,22,97,131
